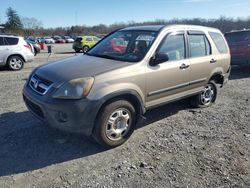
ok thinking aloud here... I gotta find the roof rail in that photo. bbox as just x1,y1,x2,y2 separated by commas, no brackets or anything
0,33,18,36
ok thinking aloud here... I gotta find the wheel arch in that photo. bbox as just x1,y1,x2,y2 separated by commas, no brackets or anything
92,90,145,134
209,72,224,85
6,54,26,63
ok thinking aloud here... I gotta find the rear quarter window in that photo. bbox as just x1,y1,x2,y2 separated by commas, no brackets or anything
4,37,19,45
86,37,93,42
209,32,228,54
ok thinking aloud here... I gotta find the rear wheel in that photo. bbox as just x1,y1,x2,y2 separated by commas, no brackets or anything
7,56,24,71
92,100,136,148
191,81,217,108
82,45,89,53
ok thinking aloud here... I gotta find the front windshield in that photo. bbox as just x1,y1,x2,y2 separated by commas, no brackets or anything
86,30,158,62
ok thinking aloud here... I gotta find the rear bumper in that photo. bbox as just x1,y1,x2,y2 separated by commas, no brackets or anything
23,83,102,136
25,54,34,62
222,66,231,86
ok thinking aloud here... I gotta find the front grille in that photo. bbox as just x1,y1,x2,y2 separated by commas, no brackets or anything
23,95,44,118
29,74,53,95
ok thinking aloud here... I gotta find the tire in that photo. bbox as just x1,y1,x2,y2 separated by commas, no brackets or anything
34,49,37,56
190,80,217,108
7,55,24,71
82,45,89,53
92,100,136,148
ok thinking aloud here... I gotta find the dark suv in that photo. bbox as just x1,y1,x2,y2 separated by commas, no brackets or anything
225,29,250,66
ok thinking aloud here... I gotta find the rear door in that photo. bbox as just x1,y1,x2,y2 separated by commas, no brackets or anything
4,37,20,53
84,37,93,47
187,31,214,89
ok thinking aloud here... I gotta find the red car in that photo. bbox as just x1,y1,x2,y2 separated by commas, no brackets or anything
225,29,250,66
110,38,127,53
53,36,66,44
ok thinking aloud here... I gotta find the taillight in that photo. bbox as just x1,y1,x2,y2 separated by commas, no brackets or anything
24,44,31,49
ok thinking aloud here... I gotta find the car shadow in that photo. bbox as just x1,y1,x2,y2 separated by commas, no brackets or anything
229,65,250,80
0,99,190,176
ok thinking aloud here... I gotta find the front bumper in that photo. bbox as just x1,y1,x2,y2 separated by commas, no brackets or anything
23,83,101,136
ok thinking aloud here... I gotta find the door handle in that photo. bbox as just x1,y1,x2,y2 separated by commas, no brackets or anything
210,58,217,63
179,63,190,69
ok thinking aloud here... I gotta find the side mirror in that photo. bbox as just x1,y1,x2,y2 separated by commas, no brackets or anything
149,53,169,66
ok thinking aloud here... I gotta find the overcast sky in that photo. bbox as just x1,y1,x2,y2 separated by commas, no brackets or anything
1,0,250,28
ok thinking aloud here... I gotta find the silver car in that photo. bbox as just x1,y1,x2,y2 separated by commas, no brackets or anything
0,35,34,70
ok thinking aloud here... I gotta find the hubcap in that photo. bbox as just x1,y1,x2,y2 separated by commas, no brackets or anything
10,58,23,70
201,85,214,105
105,108,131,141
83,47,89,53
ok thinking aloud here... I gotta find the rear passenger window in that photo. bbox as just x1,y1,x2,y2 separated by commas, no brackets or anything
0,37,4,46
209,32,228,54
158,34,186,61
86,37,93,42
4,37,18,45
188,34,211,58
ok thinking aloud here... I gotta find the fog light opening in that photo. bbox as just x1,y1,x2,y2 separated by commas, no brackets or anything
56,111,68,123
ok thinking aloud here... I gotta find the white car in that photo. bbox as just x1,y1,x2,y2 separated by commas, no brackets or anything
63,36,74,43
41,37,55,44
0,35,34,70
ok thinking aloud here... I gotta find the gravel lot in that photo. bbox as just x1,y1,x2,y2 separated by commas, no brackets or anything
0,43,249,188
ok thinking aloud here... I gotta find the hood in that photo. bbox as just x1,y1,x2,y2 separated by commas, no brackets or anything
35,55,130,86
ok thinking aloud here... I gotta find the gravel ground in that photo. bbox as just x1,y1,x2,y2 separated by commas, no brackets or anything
0,44,249,188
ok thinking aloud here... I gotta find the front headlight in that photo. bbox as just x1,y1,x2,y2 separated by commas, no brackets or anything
53,77,94,99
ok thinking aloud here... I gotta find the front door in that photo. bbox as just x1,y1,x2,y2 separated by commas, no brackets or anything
145,31,191,107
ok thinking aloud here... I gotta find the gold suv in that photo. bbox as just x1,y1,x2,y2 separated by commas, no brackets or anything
23,25,231,147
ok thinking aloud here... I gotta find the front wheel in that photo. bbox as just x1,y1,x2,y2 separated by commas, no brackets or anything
92,100,136,148
191,81,217,108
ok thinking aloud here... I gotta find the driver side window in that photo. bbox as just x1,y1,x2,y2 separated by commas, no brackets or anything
158,34,186,62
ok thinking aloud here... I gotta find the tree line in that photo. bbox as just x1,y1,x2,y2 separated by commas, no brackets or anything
1,7,250,37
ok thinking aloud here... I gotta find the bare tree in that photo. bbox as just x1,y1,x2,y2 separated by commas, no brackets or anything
21,17,43,29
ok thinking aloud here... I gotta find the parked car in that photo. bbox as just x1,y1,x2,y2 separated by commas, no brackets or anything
53,36,65,43
73,36,100,53
63,36,74,43
23,25,230,147
26,39,41,56
0,34,34,70
225,29,250,66
41,37,55,44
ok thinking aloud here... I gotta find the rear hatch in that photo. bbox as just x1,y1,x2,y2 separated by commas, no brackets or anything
73,37,83,49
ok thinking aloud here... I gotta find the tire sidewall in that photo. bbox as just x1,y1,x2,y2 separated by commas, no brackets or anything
7,56,24,71
94,100,136,147
82,46,89,53
199,81,217,107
